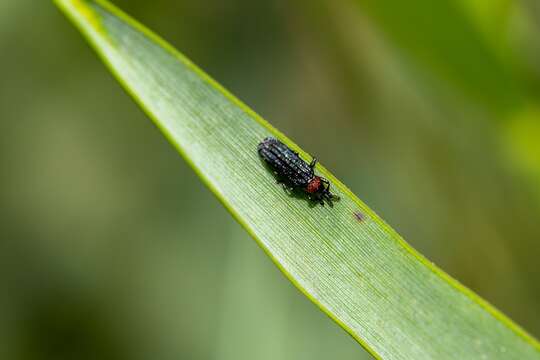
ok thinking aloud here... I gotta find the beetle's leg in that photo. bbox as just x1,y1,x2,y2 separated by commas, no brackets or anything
325,193,334,207
275,174,286,185
274,175,290,193
280,183,293,194
320,177,330,190
309,157,318,169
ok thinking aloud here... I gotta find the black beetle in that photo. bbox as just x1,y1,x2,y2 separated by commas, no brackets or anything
257,137,339,206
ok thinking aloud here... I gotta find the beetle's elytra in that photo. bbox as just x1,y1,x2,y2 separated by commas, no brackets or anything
257,137,339,206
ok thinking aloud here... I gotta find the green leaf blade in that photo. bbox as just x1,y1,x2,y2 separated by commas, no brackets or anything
55,1,540,359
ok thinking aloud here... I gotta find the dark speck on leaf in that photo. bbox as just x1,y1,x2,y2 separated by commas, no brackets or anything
354,211,365,222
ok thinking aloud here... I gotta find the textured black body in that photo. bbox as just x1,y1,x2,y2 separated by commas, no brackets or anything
257,137,339,206
258,137,314,187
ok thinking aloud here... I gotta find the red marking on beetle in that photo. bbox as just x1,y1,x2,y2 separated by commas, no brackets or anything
354,211,365,222
306,176,322,193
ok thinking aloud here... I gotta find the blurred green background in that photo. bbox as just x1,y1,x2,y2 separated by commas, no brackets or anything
1,0,540,359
